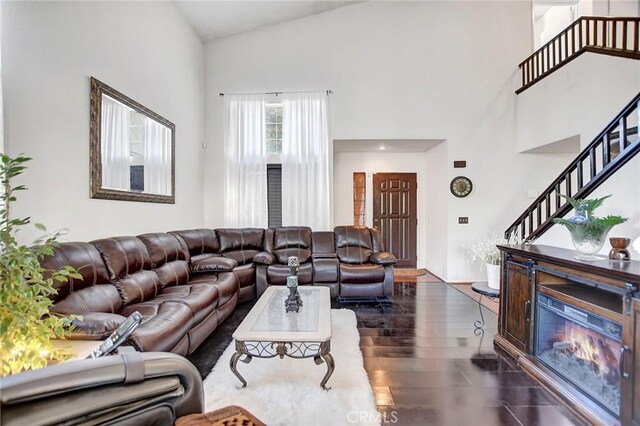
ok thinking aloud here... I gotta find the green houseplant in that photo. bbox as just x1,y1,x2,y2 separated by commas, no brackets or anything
0,154,81,376
553,195,627,261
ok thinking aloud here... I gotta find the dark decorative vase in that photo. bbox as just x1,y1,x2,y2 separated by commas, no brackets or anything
285,256,303,313
609,237,631,260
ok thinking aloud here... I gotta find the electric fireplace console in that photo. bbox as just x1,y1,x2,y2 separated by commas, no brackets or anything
496,244,640,426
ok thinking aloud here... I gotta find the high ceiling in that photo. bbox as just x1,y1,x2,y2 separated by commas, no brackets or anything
174,1,360,42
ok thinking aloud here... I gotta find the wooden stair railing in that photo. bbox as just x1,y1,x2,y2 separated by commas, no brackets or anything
505,92,640,241
518,16,640,94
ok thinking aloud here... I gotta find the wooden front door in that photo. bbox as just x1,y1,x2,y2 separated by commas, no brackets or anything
373,173,417,268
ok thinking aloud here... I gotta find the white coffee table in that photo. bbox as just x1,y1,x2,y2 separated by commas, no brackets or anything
230,286,334,390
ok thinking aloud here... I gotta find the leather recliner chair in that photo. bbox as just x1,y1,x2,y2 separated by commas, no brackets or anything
255,226,314,296
0,352,203,425
333,226,397,299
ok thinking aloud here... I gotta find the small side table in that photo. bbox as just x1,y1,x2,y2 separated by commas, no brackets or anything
470,282,499,331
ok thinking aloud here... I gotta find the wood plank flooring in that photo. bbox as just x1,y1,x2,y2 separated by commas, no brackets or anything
187,279,583,426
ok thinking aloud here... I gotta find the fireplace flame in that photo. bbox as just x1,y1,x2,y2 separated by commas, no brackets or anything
560,326,620,384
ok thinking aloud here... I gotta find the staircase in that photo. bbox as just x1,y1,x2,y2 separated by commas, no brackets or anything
518,16,640,94
505,92,640,241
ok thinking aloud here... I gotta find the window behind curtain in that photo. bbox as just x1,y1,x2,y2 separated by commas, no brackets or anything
267,164,282,228
266,103,283,155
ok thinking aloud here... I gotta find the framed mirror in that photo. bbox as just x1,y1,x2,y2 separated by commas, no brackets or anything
90,77,175,203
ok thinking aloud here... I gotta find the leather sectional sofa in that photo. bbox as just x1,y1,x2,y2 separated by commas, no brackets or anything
41,226,396,355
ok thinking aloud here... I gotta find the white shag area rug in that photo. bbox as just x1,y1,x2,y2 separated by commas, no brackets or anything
203,309,379,426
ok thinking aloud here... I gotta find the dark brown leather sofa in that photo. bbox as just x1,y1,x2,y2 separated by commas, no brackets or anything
255,226,395,299
42,233,239,355
41,225,395,356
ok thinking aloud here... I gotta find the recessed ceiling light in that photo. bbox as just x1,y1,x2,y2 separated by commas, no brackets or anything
379,145,388,150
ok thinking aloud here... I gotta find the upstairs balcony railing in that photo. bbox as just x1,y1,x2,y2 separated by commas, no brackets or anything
505,91,640,241
518,16,640,94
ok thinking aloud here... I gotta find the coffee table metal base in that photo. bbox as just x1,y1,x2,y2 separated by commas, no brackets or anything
230,339,334,390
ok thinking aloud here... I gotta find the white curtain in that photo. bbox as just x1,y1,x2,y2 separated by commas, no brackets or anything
281,92,332,230
143,118,171,195
223,94,268,227
101,96,130,190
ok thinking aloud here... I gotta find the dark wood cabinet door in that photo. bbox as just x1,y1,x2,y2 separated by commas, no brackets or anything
372,173,417,268
503,260,532,352
622,296,640,426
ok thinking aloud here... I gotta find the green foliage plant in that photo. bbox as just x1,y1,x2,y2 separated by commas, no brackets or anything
0,154,81,376
553,194,627,240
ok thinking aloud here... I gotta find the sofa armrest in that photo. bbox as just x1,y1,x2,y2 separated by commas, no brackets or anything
369,252,397,265
190,256,238,274
0,352,203,424
68,313,126,340
253,251,276,266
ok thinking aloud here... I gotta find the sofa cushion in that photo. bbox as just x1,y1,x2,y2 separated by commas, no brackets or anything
252,252,276,266
41,242,123,315
169,229,219,257
311,231,336,259
233,263,255,288
92,237,160,305
189,272,239,307
272,227,312,264
334,226,374,264
122,301,193,353
156,284,219,324
91,237,151,280
137,233,190,287
191,257,238,273
216,228,264,265
114,270,162,306
267,263,313,285
339,263,385,284
137,233,188,268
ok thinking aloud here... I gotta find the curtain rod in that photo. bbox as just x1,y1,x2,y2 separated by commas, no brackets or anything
219,90,333,97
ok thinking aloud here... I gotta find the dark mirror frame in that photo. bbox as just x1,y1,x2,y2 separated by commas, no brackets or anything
90,77,176,204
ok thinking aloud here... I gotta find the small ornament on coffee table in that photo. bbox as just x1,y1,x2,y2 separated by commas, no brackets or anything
285,256,303,312
609,237,631,260
288,255,300,274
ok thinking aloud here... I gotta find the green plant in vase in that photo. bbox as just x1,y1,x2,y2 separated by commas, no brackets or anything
0,154,81,376
553,195,627,261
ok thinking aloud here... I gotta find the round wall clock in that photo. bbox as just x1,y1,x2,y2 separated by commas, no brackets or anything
450,176,473,198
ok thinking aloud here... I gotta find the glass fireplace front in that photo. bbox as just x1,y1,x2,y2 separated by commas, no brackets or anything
535,293,622,416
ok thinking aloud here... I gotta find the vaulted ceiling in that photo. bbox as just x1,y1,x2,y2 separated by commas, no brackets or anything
174,1,360,41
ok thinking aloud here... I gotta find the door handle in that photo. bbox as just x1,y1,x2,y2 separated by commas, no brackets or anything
524,300,531,322
620,345,630,380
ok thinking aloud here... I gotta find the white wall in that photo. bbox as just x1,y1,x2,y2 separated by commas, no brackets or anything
2,1,204,242
204,1,578,282
423,142,448,279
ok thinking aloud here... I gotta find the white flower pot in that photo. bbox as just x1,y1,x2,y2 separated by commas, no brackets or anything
486,263,501,290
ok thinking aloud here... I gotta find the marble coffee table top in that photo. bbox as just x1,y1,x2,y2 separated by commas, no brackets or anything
233,286,331,342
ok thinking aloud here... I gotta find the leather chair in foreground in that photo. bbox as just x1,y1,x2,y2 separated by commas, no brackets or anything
0,352,203,426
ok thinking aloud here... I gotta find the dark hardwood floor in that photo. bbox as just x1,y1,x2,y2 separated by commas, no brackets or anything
187,280,582,426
